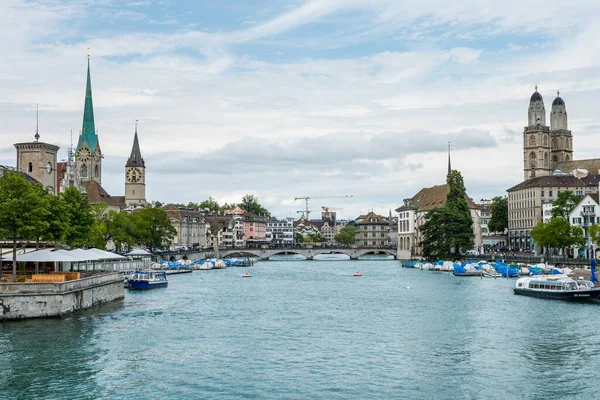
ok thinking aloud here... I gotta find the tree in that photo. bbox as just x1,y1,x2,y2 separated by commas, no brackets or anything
295,233,304,244
133,208,176,251
530,217,586,254
488,196,508,233
308,233,326,242
61,187,95,248
238,194,269,216
0,171,47,281
551,190,581,220
589,224,600,246
419,170,474,260
193,197,221,212
335,225,355,245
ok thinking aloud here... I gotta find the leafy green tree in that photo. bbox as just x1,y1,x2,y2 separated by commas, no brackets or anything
133,208,176,251
531,217,586,254
200,197,222,212
335,225,355,245
488,196,508,233
308,233,327,242
295,233,304,244
0,171,47,281
419,170,474,260
551,190,581,220
61,187,95,248
589,224,600,246
238,194,269,216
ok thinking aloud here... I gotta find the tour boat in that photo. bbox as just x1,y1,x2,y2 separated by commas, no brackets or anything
127,270,168,290
514,276,600,302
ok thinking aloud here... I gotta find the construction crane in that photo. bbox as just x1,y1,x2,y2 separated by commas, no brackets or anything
296,210,316,220
294,195,353,220
321,206,343,221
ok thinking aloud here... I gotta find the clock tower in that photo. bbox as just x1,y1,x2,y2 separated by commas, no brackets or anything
125,122,146,208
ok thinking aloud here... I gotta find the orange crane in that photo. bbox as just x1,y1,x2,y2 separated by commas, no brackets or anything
294,195,353,220
321,206,343,220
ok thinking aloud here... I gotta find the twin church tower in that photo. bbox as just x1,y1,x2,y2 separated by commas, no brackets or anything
523,86,573,180
16,57,147,209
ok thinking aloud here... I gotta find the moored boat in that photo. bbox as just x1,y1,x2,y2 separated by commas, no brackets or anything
127,270,168,290
514,276,600,302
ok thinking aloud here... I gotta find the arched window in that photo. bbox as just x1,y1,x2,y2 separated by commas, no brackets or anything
543,135,548,146
565,154,570,162
81,164,88,178
27,162,32,173
552,155,559,164
552,138,558,148
94,164,99,177
529,152,537,169
544,153,549,167
529,135,536,146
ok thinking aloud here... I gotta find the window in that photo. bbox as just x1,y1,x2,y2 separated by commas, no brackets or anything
95,164,99,177
81,164,88,178
27,162,33,173
549,190,553,197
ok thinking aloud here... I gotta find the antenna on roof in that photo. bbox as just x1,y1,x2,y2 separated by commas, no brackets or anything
34,104,40,141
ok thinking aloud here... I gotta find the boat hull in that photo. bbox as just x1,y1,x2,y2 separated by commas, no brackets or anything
514,288,600,302
128,280,168,290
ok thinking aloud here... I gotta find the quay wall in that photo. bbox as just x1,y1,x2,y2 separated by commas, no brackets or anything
0,273,124,321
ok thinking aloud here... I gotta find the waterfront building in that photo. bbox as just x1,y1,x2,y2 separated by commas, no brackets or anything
205,216,235,248
266,218,295,246
354,212,389,247
161,204,209,249
568,193,600,258
294,219,321,239
506,173,598,251
396,185,482,259
478,199,507,252
244,212,267,246
542,203,553,223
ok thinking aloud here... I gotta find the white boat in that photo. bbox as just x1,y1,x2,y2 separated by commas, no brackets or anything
514,275,600,302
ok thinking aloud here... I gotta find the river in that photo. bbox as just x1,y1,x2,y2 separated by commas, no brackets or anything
1,258,599,399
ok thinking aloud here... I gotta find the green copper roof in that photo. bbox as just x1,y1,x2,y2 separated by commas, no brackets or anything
76,59,98,153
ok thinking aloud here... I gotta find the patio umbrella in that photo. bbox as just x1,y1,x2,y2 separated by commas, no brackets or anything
591,259,598,283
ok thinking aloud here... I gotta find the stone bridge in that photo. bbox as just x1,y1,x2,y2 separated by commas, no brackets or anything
158,246,397,261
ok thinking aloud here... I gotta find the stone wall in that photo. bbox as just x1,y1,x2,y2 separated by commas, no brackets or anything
0,272,124,321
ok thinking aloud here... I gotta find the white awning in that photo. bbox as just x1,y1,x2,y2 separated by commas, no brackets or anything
125,249,152,256
85,248,128,260
16,250,78,262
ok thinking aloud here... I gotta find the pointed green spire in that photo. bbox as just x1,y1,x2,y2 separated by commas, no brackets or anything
77,57,98,153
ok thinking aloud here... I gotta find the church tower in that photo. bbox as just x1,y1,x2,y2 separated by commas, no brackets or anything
125,122,146,208
550,91,573,168
14,106,60,194
523,86,551,180
75,56,102,185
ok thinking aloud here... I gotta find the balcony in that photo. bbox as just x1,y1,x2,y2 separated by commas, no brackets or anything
581,211,596,218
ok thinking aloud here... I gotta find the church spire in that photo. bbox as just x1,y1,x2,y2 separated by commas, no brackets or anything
77,55,99,153
126,120,145,168
447,141,452,177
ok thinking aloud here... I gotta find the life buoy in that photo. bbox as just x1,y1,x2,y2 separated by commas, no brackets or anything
243,273,251,278
354,272,361,277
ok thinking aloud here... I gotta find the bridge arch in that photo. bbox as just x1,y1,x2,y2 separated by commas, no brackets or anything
221,250,261,259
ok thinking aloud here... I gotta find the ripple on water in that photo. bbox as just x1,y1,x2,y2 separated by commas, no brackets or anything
1,261,599,400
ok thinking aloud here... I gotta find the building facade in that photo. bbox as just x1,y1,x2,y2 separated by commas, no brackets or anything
162,204,209,249
507,174,598,251
266,218,295,246
568,193,600,258
354,212,389,247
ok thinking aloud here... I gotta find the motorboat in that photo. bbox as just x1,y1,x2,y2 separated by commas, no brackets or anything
127,270,168,290
514,276,600,302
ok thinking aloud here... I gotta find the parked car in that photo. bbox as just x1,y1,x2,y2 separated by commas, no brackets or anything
463,250,479,256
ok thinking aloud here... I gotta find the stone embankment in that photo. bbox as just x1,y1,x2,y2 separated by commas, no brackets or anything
0,272,124,321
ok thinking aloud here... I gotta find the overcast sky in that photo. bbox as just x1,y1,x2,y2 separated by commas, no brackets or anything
2,0,600,219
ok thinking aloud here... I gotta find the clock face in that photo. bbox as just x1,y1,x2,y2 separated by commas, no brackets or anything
77,147,91,162
127,167,143,183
